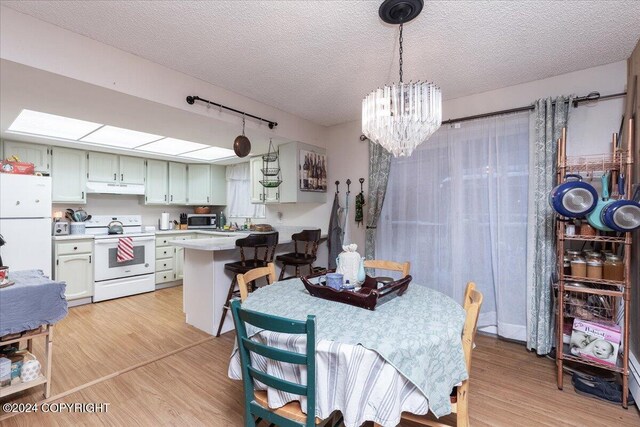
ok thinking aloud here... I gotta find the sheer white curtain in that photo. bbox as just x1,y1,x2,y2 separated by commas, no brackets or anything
377,113,529,341
226,162,265,218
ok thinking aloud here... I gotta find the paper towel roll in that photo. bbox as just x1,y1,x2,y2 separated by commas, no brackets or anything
160,212,170,230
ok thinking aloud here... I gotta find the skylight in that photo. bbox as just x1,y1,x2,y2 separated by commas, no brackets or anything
80,125,163,148
136,138,210,155
180,146,237,160
8,109,103,140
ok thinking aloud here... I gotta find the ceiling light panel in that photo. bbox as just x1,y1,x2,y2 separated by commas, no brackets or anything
80,125,163,148
180,146,236,160
136,138,210,155
8,109,103,140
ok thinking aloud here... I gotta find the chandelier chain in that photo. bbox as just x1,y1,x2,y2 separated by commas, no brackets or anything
399,23,403,83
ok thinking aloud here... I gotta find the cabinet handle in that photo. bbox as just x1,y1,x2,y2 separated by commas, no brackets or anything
121,173,124,181
89,255,92,263
114,173,117,181
82,191,85,198
73,246,78,250
164,195,167,201
207,196,210,203
171,195,173,202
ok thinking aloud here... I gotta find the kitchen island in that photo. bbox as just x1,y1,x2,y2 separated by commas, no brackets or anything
170,227,327,335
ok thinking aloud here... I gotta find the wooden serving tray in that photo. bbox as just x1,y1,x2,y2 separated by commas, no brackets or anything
300,270,412,310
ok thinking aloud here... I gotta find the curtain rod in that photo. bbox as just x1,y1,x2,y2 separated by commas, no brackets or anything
358,91,626,141
441,91,626,125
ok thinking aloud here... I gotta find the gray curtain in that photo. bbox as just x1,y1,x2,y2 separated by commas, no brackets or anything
526,96,573,355
365,141,392,260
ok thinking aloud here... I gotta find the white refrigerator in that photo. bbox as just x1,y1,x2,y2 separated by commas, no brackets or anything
0,174,52,277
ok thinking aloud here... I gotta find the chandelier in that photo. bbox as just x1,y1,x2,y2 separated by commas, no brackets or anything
362,0,442,157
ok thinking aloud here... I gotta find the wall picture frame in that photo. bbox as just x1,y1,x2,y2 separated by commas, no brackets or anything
299,149,327,192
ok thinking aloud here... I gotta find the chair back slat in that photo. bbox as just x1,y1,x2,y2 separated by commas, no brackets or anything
231,299,317,427
238,305,308,334
236,232,280,264
237,263,277,301
462,282,483,372
291,229,321,257
248,366,308,396
242,337,307,365
363,259,410,277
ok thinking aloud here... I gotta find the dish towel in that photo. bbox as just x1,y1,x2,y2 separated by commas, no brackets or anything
116,237,134,262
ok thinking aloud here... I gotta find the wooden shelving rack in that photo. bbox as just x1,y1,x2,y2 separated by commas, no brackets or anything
554,120,635,408
0,325,53,399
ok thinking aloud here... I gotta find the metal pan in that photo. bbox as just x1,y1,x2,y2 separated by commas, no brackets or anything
548,174,598,218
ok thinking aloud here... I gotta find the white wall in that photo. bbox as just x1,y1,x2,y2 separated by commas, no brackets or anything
0,6,326,147
326,61,628,252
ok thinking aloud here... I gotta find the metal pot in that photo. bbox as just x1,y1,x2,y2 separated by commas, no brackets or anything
107,220,124,235
600,175,640,232
549,174,598,218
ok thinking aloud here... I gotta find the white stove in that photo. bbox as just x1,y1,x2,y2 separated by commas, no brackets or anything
89,215,156,302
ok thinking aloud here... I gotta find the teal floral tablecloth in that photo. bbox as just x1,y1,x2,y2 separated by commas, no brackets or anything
241,279,467,417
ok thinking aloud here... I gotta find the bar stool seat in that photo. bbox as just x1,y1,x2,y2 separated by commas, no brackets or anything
276,229,321,280
216,231,279,337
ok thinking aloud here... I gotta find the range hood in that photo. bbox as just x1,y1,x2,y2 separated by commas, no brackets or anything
85,181,145,195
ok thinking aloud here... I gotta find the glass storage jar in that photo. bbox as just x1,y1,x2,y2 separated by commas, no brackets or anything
570,255,587,278
603,255,624,281
586,258,603,279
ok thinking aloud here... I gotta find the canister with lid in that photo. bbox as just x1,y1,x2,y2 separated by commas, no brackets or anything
586,258,603,279
603,255,624,281
570,255,587,278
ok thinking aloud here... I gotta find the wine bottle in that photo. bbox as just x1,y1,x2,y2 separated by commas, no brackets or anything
302,154,309,189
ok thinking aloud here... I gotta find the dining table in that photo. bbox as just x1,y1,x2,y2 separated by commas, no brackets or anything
227,277,468,427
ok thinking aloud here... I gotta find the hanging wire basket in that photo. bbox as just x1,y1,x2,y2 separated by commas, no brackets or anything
262,139,278,162
261,167,281,176
260,179,282,188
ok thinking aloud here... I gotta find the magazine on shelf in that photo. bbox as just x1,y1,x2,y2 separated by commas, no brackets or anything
569,318,621,366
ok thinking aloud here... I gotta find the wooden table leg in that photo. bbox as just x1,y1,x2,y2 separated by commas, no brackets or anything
44,325,53,398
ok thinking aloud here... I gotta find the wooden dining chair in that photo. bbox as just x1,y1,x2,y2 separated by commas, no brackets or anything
237,262,277,302
401,282,484,427
363,259,411,277
230,299,340,427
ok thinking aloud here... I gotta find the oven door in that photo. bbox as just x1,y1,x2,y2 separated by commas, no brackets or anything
94,236,156,281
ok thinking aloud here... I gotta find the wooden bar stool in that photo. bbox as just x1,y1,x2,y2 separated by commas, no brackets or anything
276,229,321,280
216,231,278,337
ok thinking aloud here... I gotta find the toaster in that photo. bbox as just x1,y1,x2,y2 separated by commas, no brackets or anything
53,221,70,236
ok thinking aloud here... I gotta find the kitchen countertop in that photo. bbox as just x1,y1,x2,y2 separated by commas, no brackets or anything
51,234,96,241
170,226,327,251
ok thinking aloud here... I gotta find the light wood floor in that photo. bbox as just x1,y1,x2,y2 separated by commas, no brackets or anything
1,286,638,426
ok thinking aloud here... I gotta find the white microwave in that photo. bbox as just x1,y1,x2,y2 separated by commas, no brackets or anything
187,214,217,229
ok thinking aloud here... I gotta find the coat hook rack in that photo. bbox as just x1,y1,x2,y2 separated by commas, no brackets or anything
359,134,369,142
359,178,365,192
186,95,278,129
335,180,340,194
346,179,351,193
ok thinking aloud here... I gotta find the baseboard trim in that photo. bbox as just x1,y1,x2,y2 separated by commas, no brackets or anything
629,351,640,403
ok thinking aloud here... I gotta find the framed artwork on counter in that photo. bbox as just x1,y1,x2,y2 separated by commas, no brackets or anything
299,149,327,192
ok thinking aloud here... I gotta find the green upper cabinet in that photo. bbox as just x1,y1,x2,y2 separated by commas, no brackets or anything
119,156,145,185
187,164,211,205
210,164,226,206
2,141,50,174
51,147,87,203
145,160,168,205
88,152,118,182
168,162,187,205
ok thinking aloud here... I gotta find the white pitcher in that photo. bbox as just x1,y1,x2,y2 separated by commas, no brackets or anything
336,244,364,286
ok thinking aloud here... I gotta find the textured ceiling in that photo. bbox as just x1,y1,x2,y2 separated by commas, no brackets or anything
2,1,639,126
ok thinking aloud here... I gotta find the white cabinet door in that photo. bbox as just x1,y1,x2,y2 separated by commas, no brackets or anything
119,156,145,184
250,157,264,203
187,164,211,205
210,164,227,206
2,141,50,173
168,162,187,205
145,160,168,204
51,147,87,203
56,253,93,300
88,152,118,182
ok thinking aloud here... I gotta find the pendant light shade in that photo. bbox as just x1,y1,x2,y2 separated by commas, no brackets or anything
362,0,442,157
